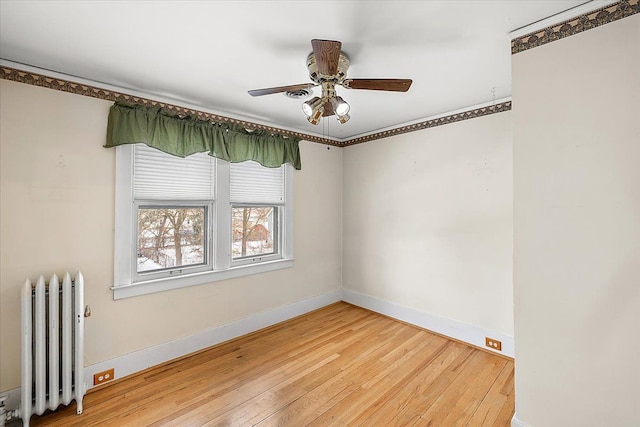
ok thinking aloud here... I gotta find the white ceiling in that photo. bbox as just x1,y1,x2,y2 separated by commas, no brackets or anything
0,1,589,141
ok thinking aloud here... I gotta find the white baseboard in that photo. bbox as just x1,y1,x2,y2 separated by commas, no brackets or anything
1,288,342,414
512,413,529,427
342,288,514,358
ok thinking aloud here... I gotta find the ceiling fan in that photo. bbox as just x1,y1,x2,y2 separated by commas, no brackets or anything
248,39,412,125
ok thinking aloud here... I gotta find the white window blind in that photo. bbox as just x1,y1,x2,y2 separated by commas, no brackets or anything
230,161,285,204
134,145,215,200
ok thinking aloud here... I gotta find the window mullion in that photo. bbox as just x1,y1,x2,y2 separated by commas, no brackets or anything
214,159,231,270
282,164,294,259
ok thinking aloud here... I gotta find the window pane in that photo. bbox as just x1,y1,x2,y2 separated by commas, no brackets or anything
137,207,206,273
232,207,276,259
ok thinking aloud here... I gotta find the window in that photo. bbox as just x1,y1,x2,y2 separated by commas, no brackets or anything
113,144,294,299
230,160,285,265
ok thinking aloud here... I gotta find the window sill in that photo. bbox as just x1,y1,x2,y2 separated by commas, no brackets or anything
112,258,294,300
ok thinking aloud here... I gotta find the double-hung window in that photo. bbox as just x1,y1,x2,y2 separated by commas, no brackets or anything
133,145,214,280
113,144,294,299
230,161,285,265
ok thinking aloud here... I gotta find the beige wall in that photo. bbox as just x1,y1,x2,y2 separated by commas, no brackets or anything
0,79,343,391
342,112,514,337
512,15,640,427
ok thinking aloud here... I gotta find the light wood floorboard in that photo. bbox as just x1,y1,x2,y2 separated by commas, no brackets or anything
30,302,514,426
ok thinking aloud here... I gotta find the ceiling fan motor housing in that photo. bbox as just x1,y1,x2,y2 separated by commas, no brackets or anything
306,51,350,85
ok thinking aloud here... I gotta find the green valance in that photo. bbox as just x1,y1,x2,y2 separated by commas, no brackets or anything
105,102,301,170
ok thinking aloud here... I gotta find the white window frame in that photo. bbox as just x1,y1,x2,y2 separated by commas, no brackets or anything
133,202,213,281
112,145,294,299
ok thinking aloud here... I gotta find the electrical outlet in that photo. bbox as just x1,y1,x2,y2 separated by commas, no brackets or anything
93,368,115,385
485,337,502,351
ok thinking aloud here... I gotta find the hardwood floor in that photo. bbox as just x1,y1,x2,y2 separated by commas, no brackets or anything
31,302,514,426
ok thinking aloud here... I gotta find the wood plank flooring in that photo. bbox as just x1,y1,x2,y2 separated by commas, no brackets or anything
30,302,514,426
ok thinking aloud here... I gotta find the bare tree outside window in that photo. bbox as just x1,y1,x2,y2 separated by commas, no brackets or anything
137,207,206,272
232,207,275,258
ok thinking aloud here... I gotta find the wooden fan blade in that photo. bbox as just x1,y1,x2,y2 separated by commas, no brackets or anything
311,39,342,76
248,83,314,97
342,79,412,92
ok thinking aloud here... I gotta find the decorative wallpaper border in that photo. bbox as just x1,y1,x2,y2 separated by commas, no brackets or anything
345,102,512,146
0,66,341,147
511,0,638,54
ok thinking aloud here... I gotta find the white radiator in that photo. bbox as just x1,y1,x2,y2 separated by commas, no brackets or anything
20,271,85,427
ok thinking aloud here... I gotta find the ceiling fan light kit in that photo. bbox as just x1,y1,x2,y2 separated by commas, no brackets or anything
302,96,324,117
303,96,325,125
249,39,412,126
307,110,324,125
331,96,350,116
336,113,350,124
